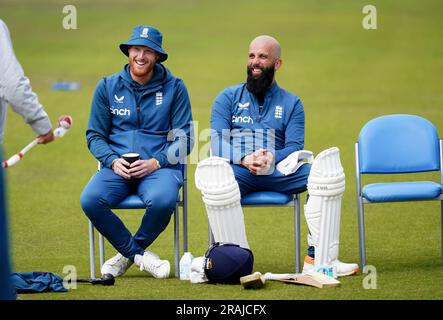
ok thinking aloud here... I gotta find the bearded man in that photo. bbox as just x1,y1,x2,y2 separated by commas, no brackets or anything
81,25,194,279
203,35,358,279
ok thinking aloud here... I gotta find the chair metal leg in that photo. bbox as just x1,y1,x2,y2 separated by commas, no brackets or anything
99,233,105,268
88,221,96,280
294,194,301,273
357,197,366,268
183,186,188,253
441,200,443,265
174,206,180,278
355,142,366,268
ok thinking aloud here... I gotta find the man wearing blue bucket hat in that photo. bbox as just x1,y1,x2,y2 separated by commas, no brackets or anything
119,26,168,63
81,25,194,279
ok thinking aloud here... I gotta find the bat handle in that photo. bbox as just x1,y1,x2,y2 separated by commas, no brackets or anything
54,127,68,138
2,154,21,168
2,139,38,168
263,272,297,281
21,139,38,154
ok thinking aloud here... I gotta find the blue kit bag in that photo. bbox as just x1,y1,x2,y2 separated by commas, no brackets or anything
203,242,254,284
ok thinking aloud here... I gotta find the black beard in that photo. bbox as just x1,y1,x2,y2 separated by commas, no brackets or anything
246,65,275,99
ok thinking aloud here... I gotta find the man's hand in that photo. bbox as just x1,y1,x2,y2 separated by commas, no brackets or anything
36,129,55,144
241,149,274,175
128,158,160,179
112,158,131,180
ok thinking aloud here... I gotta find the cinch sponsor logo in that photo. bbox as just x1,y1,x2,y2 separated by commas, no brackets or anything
110,107,130,116
232,115,253,124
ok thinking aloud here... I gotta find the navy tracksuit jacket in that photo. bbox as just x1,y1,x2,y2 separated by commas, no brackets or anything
81,64,193,261
210,82,310,196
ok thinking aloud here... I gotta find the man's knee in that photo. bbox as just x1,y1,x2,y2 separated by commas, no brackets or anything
230,164,256,195
299,163,311,180
144,191,177,214
80,189,106,218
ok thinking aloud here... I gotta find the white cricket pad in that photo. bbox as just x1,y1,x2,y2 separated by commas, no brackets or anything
304,147,345,267
195,157,249,249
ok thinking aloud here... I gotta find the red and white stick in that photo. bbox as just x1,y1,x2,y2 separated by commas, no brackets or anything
2,115,72,169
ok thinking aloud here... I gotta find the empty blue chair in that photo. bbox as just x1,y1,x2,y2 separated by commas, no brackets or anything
88,163,188,279
355,114,443,268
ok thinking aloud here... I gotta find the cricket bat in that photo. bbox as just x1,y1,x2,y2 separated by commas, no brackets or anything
264,271,340,288
240,271,340,289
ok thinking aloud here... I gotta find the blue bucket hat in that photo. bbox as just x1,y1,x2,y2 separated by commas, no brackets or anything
119,25,168,63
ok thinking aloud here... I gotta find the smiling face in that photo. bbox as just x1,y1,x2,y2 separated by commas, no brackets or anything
247,36,282,79
128,45,160,84
246,36,282,97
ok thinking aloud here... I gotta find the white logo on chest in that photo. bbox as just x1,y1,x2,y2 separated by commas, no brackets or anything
274,105,283,119
114,95,125,104
156,91,163,106
232,115,253,124
110,107,130,116
237,102,250,109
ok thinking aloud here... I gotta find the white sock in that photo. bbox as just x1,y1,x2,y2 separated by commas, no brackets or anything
134,254,143,266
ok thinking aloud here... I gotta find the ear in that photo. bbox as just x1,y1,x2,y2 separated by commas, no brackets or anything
274,58,282,71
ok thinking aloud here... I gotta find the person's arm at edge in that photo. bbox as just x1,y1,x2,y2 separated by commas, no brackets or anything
0,19,52,143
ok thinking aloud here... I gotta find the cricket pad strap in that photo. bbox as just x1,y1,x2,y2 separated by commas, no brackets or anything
307,147,345,197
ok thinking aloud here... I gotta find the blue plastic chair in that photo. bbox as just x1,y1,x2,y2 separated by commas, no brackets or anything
88,163,188,279
355,114,443,268
209,191,303,273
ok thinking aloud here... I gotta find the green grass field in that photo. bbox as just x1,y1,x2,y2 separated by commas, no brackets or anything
1,0,442,300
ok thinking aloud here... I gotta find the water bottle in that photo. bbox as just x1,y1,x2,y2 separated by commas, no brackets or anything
179,252,194,280
315,265,337,279
51,81,81,91
67,82,81,90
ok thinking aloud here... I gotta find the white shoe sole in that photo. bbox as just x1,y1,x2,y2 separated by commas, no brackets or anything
101,261,133,278
142,261,170,279
303,263,359,278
